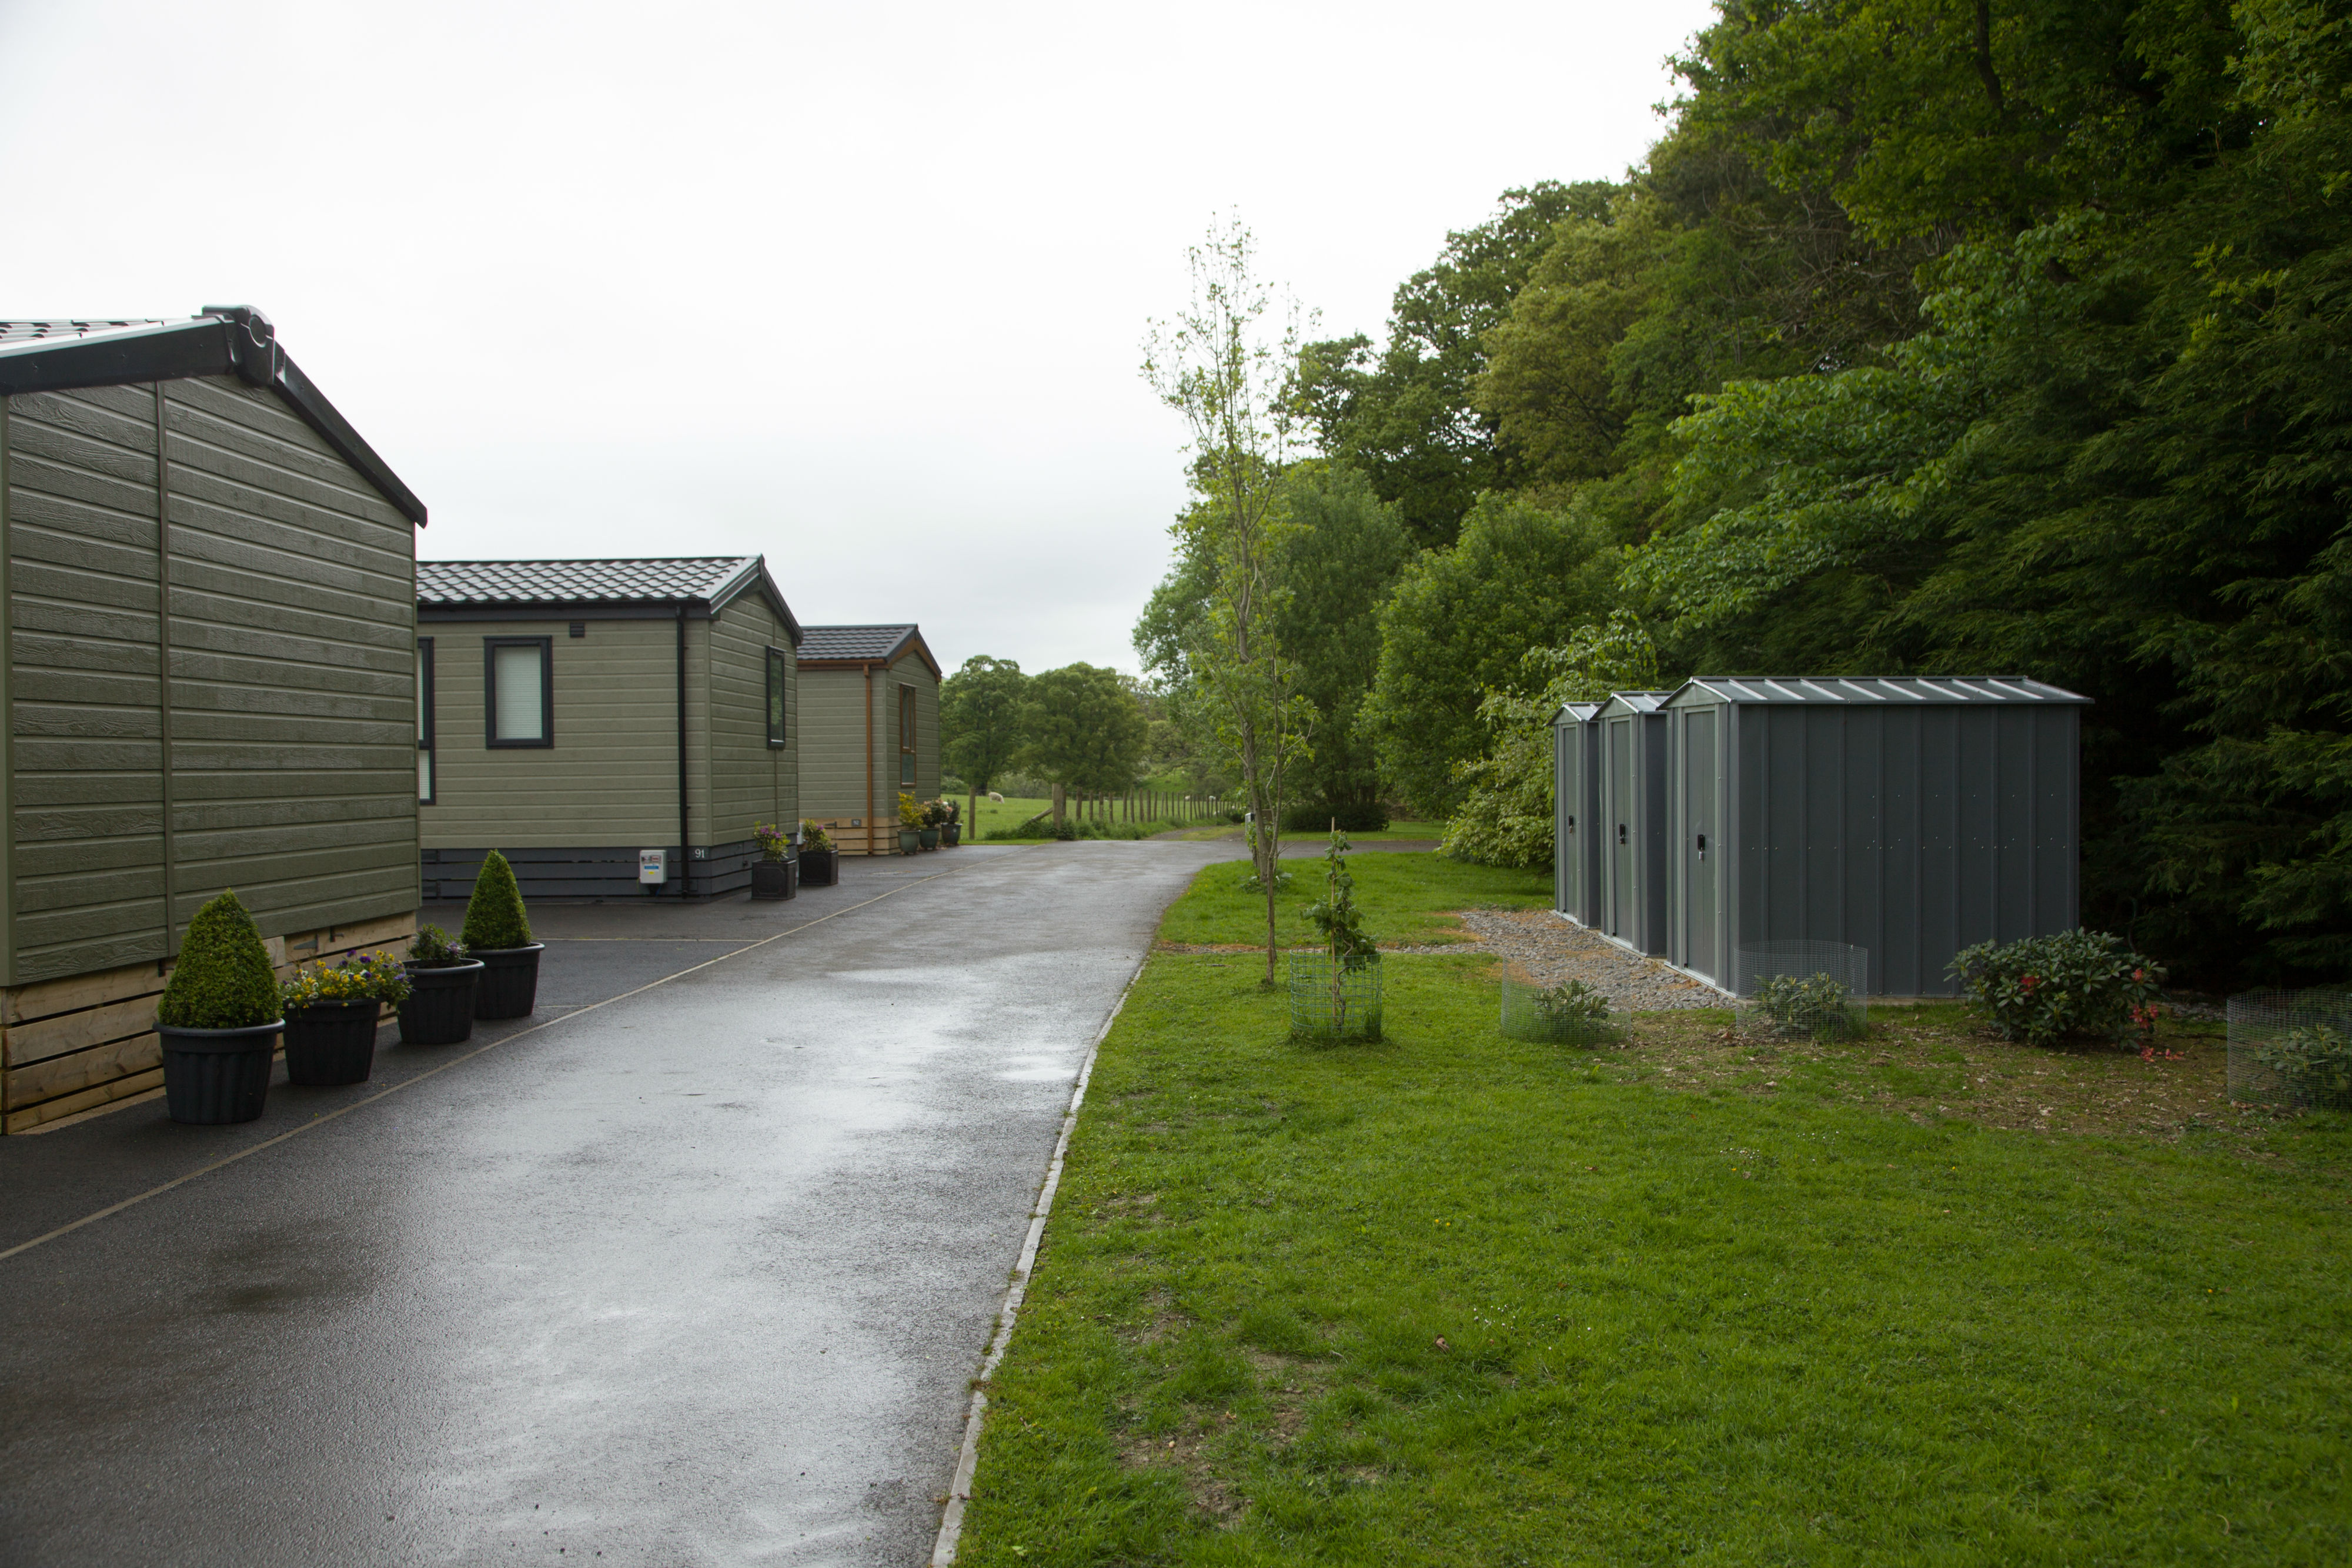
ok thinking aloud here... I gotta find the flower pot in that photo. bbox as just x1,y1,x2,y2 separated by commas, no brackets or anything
400,959,484,1044
158,1021,283,1124
751,859,796,900
899,829,921,854
943,823,961,847
283,1000,380,1086
799,848,837,887
471,944,543,1020
918,827,940,850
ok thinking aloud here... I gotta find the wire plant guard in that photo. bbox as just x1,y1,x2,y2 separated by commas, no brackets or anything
1735,940,1869,1041
1498,967,1626,1046
1289,826,1382,1043
2227,988,2352,1111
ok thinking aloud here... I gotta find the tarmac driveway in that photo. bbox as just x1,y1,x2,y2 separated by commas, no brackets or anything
0,840,1226,1567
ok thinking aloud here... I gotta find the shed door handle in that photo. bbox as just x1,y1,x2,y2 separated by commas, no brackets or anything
1617,824,1628,844
1695,832,1708,858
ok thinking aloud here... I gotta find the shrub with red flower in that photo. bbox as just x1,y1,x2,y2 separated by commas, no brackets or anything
1949,930,2168,1048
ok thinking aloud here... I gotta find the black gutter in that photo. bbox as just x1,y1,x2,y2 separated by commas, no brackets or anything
676,602,690,898
0,310,427,525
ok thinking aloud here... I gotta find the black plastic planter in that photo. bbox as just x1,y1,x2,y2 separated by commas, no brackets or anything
799,849,838,887
751,860,796,900
283,1001,380,1085
471,944,543,1020
400,959,483,1044
158,1021,282,1125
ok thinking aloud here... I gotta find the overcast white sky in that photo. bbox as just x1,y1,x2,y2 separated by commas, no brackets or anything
0,0,1715,678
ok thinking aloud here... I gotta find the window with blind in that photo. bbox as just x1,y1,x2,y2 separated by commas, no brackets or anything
485,637,553,747
417,637,436,802
767,647,788,747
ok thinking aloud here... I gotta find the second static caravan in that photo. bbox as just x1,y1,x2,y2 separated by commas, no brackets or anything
1660,675,2090,997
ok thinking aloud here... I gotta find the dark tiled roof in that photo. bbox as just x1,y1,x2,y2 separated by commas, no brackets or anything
418,557,761,607
0,319,165,345
1676,676,2089,705
799,624,920,662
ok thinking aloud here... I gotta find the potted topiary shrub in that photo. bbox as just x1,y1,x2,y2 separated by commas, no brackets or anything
462,849,543,1020
155,889,284,1125
750,821,796,900
898,791,924,854
399,924,483,1045
280,950,410,1086
799,820,837,887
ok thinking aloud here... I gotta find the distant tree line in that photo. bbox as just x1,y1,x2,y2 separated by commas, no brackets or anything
1130,0,2352,988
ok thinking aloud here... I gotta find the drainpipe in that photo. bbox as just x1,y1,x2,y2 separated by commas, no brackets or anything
676,603,689,896
863,660,876,857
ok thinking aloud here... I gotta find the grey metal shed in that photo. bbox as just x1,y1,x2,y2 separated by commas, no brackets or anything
1662,676,2090,997
1598,691,1676,956
1552,701,1602,926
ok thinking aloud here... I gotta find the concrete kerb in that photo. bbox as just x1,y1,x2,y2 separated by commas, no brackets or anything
0,853,1013,1268
930,943,1149,1566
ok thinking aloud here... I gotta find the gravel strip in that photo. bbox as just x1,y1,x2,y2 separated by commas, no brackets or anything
1449,907,1730,1011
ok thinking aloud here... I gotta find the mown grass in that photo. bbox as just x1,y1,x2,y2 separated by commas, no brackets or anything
975,795,1228,842
955,941,2352,1563
1155,851,1552,949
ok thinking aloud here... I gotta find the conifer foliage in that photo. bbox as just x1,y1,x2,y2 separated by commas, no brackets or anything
156,890,280,1029
459,850,533,951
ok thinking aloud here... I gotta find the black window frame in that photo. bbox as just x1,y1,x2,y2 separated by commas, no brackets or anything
417,636,436,804
485,636,554,748
766,646,789,748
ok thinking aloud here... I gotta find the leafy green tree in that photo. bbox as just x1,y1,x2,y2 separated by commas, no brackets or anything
1145,218,1316,981
1362,492,1620,817
941,655,1030,831
1020,663,1148,797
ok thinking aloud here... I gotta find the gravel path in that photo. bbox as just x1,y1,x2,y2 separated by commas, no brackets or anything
1446,908,1730,1011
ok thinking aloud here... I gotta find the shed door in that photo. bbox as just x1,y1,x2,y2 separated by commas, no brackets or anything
1685,711,1718,979
1608,719,1632,937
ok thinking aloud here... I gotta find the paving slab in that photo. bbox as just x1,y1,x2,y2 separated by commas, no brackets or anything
0,840,1224,1566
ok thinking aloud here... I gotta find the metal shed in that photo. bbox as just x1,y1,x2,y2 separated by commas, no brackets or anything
417,557,803,900
0,309,426,1129
1662,676,2089,997
1552,701,1602,926
1598,691,1676,956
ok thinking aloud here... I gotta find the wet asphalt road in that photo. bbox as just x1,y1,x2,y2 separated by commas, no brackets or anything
0,841,1227,1567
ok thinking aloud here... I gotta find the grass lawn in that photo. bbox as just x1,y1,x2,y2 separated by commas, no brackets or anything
1155,851,1551,949
954,890,2352,1564
973,795,1229,841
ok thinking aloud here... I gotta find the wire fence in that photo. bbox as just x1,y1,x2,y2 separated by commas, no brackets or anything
2227,988,2352,1111
1288,953,1383,1043
1735,941,1869,1041
1498,968,1627,1047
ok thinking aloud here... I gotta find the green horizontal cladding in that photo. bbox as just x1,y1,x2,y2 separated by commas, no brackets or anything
0,373,419,987
419,593,796,858
797,650,937,825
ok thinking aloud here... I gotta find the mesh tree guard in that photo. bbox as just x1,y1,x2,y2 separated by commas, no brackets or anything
1735,941,1869,1041
2227,989,2352,1110
1498,968,1627,1046
1288,953,1382,1042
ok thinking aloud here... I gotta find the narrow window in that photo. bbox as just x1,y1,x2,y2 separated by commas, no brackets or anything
417,637,436,803
898,683,916,787
485,637,553,747
766,647,788,747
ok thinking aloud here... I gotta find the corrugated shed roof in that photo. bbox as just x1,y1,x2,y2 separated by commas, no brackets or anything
1553,701,1604,725
1675,675,2090,706
1598,690,1676,717
799,625,918,662
418,557,760,607
0,319,165,346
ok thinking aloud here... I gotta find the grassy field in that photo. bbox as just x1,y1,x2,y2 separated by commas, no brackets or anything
971,795,1231,841
954,877,2352,1565
1155,851,1551,949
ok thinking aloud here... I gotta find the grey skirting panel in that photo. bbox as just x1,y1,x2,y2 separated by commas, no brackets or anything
422,840,771,902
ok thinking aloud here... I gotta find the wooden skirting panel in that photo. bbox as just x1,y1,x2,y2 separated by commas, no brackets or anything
422,841,767,902
1,910,419,1134
807,820,905,857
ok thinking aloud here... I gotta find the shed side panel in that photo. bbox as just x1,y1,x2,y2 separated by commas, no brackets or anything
1842,708,1880,988
421,617,678,849
161,376,416,941
2033,707,2080,932
1882,707,1923,995
4,385,166,981
1954,707,1996,950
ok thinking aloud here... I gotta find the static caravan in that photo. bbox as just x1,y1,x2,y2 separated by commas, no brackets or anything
1662,676,2088,997
1598,691,1675,956
417,557,801,900
796,625,940,856
0,309,425,1131
1552,701,1603,926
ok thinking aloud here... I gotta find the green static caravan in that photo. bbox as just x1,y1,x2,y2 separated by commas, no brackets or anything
794,626,939,856
1661,676,2089,998
1552,701,1603,928
416,557,802,900
0,309,426,1132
